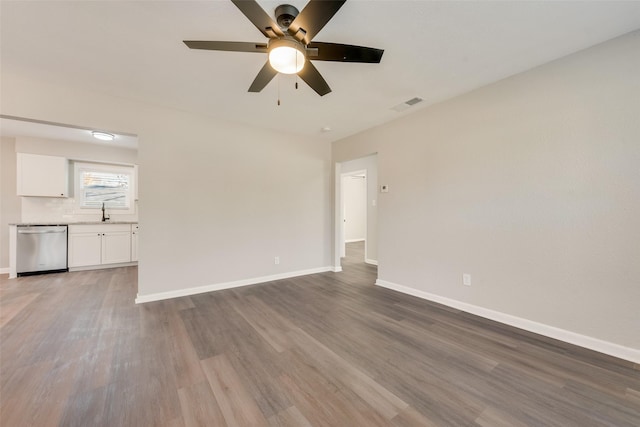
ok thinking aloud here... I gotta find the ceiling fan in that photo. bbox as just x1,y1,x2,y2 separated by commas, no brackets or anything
183,0,384,96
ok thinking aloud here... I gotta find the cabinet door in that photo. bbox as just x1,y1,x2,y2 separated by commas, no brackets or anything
131,225,139,262
69,233,102,267
17,153,68,197
102,231,131,264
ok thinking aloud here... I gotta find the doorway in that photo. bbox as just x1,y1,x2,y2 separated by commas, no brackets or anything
342,170,367,261
335,154,378,272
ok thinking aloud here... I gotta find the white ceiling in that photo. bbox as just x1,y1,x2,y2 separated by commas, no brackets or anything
2,1,640,143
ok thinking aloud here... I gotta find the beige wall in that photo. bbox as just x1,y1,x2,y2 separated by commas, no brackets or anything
333,31,640,351
0,137,21,270
1,69,332,298
137,109,331,296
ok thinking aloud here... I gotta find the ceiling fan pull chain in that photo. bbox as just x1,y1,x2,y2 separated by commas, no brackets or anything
277,74,281,106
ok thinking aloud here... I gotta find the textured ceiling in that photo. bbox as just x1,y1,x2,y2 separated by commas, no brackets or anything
2,1,640,143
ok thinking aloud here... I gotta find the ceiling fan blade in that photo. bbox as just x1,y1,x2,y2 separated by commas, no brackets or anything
287,0,346,44
183,41,268,53
231,0,284,38
307,42,383,63
248,61,278,92
298,60,331,96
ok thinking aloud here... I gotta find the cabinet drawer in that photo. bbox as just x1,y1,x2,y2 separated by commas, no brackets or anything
69,224,132,234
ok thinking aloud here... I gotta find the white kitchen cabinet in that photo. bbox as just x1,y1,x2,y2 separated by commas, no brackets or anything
68,224,132,268
102,231,132,264
131,224,139,262
68,232,102,267
17,153,69,197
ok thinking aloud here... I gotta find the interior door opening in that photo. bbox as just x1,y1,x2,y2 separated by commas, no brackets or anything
341,171,367,261
335,153,378,273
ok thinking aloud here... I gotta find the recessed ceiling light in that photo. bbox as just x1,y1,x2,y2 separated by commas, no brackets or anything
92,131,115,141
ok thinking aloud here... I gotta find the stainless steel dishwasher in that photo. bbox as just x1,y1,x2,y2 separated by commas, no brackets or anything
16,225,68,276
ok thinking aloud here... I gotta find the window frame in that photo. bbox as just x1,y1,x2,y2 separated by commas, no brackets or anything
74,161,135,213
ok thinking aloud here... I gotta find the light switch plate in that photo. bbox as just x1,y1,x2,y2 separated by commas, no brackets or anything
463,274,471,286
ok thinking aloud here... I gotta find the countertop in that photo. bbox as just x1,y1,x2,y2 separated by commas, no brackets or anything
11,221,138,226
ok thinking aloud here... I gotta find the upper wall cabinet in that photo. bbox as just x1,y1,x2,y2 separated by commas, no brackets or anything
17,153,69,197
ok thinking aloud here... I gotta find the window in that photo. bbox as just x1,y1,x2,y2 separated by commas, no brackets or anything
75,162,134,210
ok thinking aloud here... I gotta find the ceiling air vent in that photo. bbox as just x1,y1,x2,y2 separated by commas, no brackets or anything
391,97,423,112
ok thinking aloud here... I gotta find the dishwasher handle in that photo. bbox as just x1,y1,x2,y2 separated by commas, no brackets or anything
17,227,67,234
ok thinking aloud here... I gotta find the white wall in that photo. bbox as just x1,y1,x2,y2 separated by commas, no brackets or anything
340,154,378,263
138,111,331,297
333,31,640,354
14,136,139,224
0,137,21,271
1,69,332,299
343,175,366,242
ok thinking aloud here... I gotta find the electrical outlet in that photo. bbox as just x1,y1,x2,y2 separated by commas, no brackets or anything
463,274,471,286
274,256,280,265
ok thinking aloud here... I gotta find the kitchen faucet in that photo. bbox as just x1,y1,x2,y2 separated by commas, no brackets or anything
101,203,110,222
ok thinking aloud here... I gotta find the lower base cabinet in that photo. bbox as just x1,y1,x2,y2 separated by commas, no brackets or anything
69,224,133,268
68,232,102,267
102,231,132,264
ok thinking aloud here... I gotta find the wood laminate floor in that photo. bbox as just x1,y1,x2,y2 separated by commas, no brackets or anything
1,243,639,426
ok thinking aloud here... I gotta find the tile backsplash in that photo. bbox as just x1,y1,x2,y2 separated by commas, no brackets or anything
21,197,138,223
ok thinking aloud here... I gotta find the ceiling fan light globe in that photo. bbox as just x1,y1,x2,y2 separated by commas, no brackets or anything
269,45,305,74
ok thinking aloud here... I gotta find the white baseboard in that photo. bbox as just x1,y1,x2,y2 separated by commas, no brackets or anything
69,262,137,272
365,259,378,266
332,266,343,272
136,266,335,304
375,279,640,364
0,267,8,274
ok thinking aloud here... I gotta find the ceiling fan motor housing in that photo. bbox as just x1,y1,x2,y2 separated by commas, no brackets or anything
268,36,304,52
275,4,299,29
